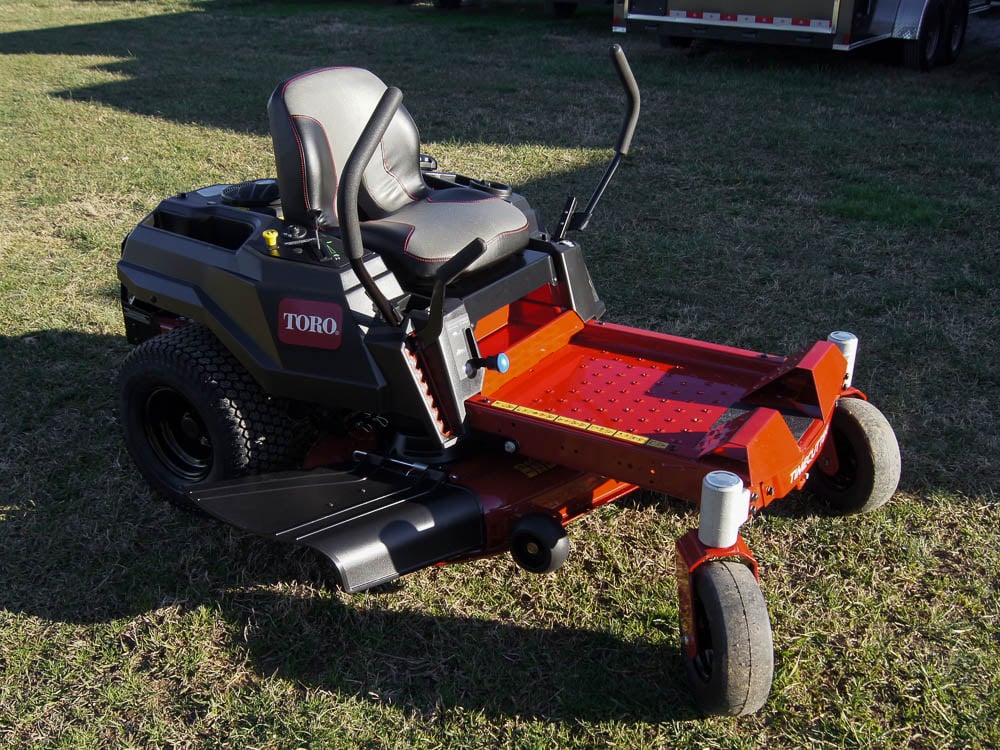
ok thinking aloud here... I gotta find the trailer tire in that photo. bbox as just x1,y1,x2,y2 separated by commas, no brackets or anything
806,397,900,515
685,561,773,717
119,324,307,510
903,0,945,71
941,0,969,64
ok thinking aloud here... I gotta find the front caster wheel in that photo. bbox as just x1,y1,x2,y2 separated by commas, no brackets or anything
807,397,901,515
686,561,773,717
509,514,569,573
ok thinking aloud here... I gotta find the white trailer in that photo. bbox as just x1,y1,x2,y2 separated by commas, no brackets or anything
612,0,993,69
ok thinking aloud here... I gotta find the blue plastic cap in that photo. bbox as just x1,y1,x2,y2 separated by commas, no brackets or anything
496,353,510,374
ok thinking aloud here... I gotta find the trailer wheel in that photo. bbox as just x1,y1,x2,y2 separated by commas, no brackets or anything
940,0,968,64
685,561,773,717
903,0,945,71
807,397,901,515
119,324,306,510
509,514,570,573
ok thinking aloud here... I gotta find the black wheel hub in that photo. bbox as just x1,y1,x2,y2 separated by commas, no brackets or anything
820,429,859,491
693,649,715,682
691,596,715,682
143,387,213,481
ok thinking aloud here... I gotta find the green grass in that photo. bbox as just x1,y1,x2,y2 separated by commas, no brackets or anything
821,181,948,227
1,0,999,747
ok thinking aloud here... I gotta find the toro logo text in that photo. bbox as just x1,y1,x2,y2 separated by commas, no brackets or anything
277,298,344,351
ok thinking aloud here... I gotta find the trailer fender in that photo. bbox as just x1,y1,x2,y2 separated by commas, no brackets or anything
893,0,936,39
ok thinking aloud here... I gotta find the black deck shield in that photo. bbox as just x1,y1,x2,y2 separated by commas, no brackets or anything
191,464,484,592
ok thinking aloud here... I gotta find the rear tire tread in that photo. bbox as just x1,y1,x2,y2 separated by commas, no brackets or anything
119,324,308,509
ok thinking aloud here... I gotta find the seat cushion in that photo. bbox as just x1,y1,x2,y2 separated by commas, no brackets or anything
359,186,531,284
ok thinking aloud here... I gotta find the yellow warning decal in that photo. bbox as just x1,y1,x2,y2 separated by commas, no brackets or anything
614,431,649,446
587,424,618,437
490,399,663,449
514,406,558,421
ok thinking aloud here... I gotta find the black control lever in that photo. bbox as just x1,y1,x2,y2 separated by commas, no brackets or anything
554,44,641,240
307,208,326,260
337,86,405,326
418,238,487,346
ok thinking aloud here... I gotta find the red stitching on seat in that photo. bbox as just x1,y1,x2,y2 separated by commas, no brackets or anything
488,218,530,245
281,66,356,97
368,220,432,261
291,114,341,224
379,140,421,204
369,216,529,265
288,116,311,214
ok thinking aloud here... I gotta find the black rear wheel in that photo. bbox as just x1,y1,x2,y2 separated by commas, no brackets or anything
142,385,214,483
685,561,773,717
119,324,308,509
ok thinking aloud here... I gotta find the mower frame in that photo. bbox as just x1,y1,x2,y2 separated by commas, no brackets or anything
116,46,900,717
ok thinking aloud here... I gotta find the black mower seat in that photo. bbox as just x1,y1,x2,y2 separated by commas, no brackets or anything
267,67,532,288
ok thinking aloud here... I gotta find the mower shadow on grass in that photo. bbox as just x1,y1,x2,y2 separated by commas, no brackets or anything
1,331,697,722
219,572,701,723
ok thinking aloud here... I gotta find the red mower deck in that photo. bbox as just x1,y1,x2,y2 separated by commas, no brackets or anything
468,304,847,508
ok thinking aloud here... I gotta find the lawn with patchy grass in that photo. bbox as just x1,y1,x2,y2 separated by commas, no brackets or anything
1,1,998,747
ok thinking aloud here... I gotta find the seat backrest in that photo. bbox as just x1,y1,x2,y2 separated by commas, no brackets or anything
267,67,427,229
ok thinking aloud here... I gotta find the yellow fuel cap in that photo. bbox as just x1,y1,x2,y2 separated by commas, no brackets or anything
262,229,279,255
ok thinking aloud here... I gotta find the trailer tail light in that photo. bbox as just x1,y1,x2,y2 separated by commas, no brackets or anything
669,9,833,30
